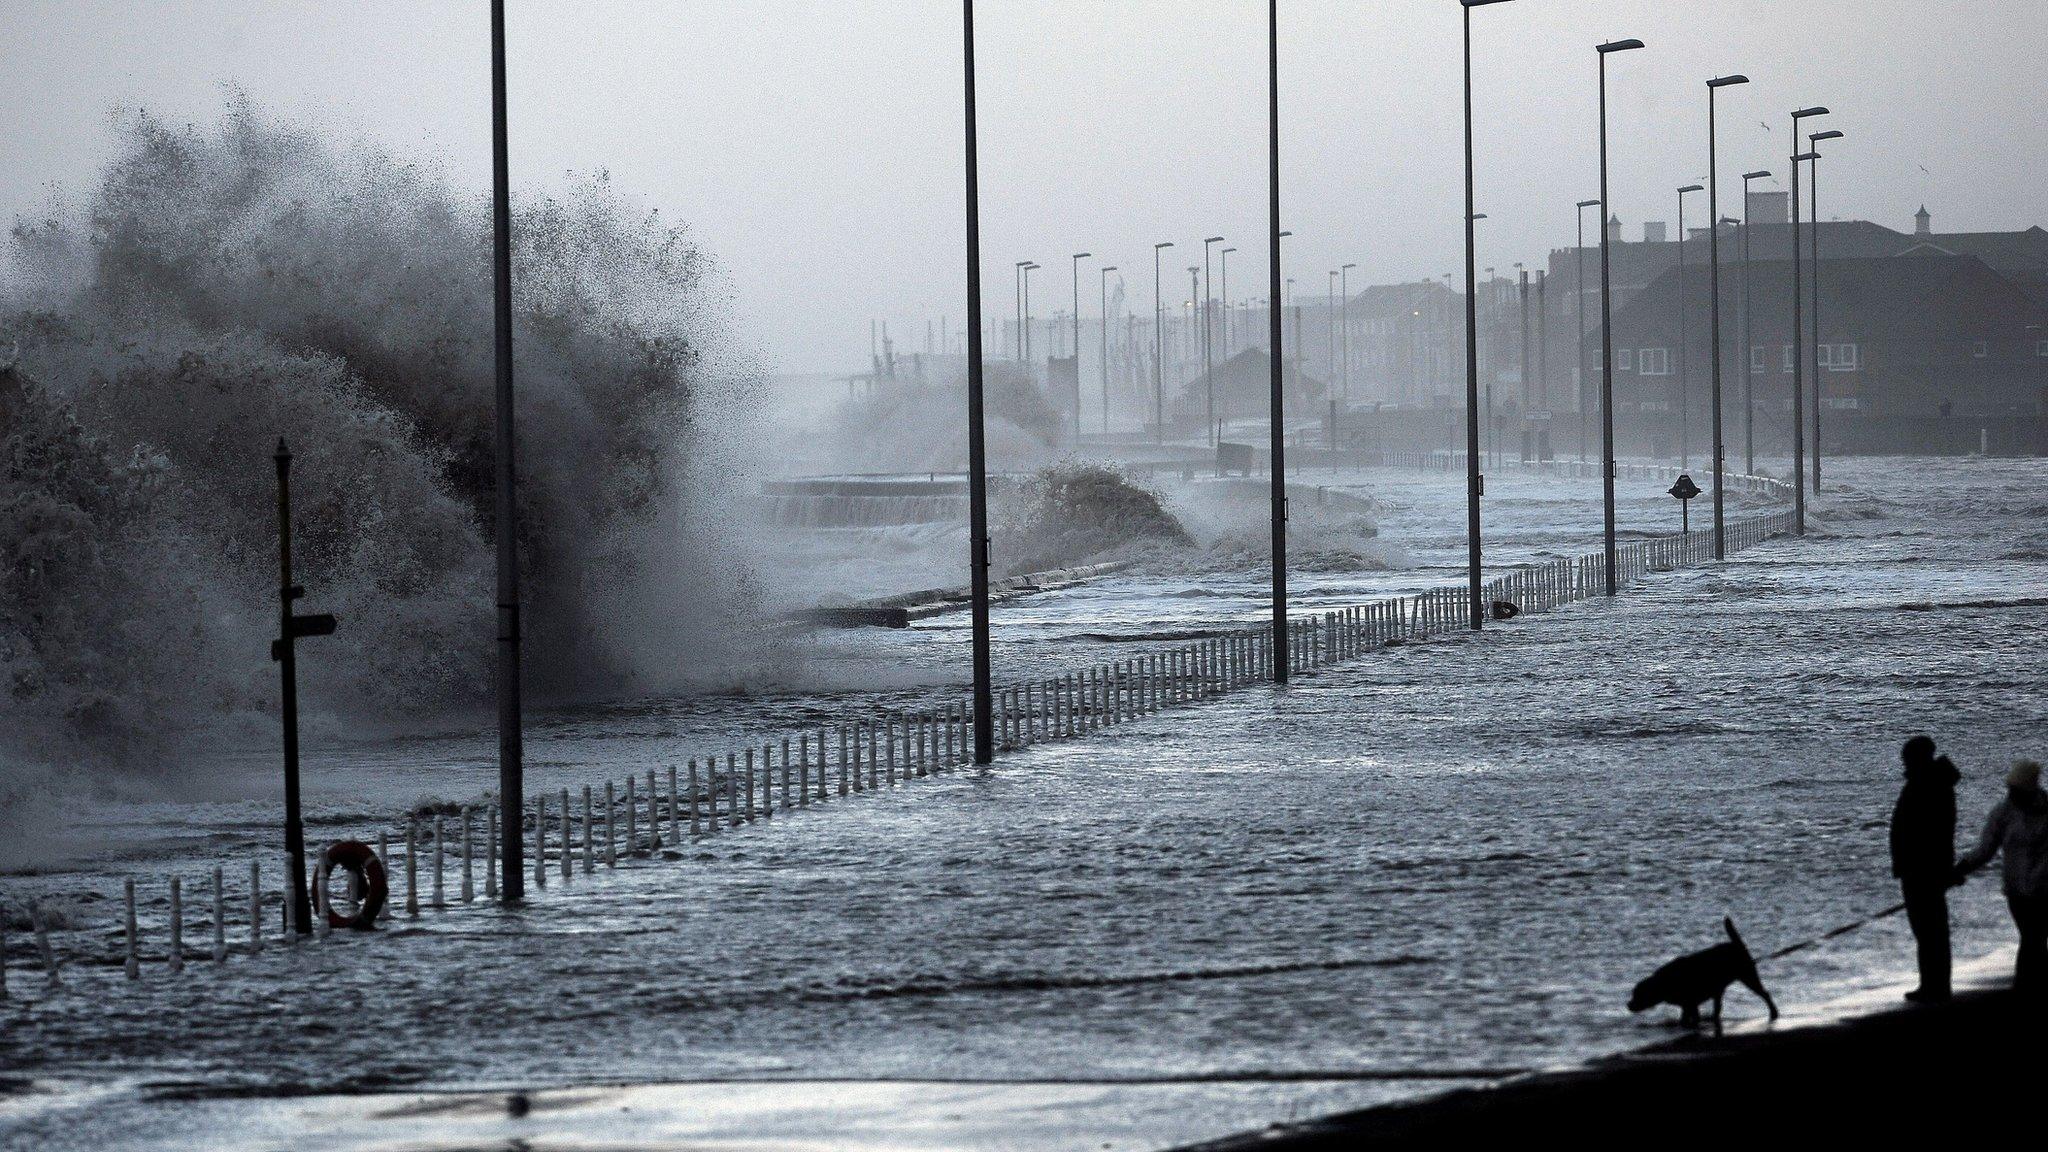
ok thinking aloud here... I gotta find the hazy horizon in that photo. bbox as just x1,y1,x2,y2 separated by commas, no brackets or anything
2,0,2040,375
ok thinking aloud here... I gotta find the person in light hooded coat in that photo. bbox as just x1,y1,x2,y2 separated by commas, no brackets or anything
1955,760,2048,995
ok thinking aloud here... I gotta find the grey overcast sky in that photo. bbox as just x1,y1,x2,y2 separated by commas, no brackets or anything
2,1,2041,374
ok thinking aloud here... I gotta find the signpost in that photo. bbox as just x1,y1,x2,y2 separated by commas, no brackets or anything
1668,472,1702,534
273,439,338,935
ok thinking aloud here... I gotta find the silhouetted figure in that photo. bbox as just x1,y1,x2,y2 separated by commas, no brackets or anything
1956,760,2048,996
1890,735,1959,1002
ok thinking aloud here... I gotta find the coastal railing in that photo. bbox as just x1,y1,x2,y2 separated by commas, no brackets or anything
0,467,1795,996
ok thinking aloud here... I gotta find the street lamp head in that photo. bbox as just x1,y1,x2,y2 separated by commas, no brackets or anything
1792,106,1830,120
1470,213,1489,221
1577,198,1602,209
1279,230,1294,238
1679,184,1704,194
1101,266,1118,273
1598,38,1646,54
1073,252,1092,259
1343,262,1357,270
1462,0,1516,7
1811,130,1844,143
1204,236,1225,244
1742,170,1772,181
1155,241,1175,250
1708,74,1751,88
1793,151,1820,162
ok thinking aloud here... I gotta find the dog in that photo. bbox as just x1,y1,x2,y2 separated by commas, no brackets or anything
1628,918,1780,1034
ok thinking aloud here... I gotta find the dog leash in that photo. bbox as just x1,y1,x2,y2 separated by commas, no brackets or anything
1763,902,1908,962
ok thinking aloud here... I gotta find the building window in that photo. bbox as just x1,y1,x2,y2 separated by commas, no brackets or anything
1823,397,1864,411
1751,345,1767,372
1638,347,1672,376
1973,341,1990,358
1617,348,1635,371
1782,344,1795,372
1820,343,1860,372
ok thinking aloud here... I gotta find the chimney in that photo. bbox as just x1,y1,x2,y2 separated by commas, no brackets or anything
1915,205,1932,236
1746,190,1789,225
1606,214,1623,243
1643,221,1668,244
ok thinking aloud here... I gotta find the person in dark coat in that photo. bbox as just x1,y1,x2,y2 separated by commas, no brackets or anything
1890,735,1961,1002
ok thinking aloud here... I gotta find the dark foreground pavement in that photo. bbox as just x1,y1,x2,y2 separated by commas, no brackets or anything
1178,989,2039,1148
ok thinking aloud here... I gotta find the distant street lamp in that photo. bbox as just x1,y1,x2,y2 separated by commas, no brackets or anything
1808,128,1844,494
1099,264,1118,434
1328,270,1340,388
1462,0,1515,629
1706,74,1750,558
1204,236,1225,445
1677,182,1704,468
1598,36,1648,594
1789,104,1831,535
1154,241,1174,443
1022,261,1040,367
1341,262,1358,406
1014,260,1031,362
1221,247,1238,355
1740,169,1771,475
1576,198,1602,463
1070,252,1091,445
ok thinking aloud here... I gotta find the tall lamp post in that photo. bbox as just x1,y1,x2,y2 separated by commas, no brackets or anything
1341,262,1358,406
1099,264,1118,434
962,0,993,763
1221,247,1237,356
1705,74,1749,558
1070,251,1091,446
488,0,526,901
1789,105,1830,535
1014,260,1031,362
1153,241,1174,442
1266,0,1289,681
1022,261,1039,368
1808,129,1844,493
1576,198,1601,463
1204,236,1225,445
1740,169,1770,474
1597,36,1647,595
1675,184,1704,466
1328,271,1339,385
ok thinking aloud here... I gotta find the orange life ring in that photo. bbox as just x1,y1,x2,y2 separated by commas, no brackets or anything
316,840,388,929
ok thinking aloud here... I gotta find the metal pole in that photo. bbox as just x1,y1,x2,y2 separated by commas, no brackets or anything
1677,188,1689,467
1342,263,1355,406
1268,0,1290,681
964,0,993,764
1461,4,1485,629
1072,252,1088,448
1810,147,1823,493
1154,243,1171,443
1205,238,1219,446
1100,266,1115,434
489,0,525,902
274,441,310,934
1577,201,1595,463
1706,78,1747,559
1597,40,1645,595
1742,173,1759,475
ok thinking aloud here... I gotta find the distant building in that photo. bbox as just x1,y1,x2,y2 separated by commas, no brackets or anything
1598,252,2048,423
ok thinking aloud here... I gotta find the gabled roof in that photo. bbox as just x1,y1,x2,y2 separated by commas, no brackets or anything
1181,347,1326,402
1606,253,2048,343
1895,226,2048,273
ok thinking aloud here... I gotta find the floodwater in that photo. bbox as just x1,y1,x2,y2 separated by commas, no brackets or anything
3,456,2045,1151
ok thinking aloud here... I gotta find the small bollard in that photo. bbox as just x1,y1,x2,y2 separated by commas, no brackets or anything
124,879,140,979
780,740,792,809
743,750,756,821
169,877,184,973
406,820,420,916
250,861,264,951
582,785,595,872
886,721,897,786
688,762,702,837
484,807,499,900
381,830,398,915
799,735,811,806
666,765,679,845
461,807,475,903
313,861,330,939
839,727,851,796
534,793,547,888
559,789,572,881
432,814,445,908
213,867,226,962
605,780,617,868
727,753,741,822
625,774,638,852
